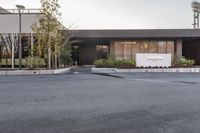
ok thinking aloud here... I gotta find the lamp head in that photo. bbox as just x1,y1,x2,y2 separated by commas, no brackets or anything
16,5,25,10
192,1,200,12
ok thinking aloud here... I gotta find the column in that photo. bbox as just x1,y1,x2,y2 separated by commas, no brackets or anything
175,39,182,57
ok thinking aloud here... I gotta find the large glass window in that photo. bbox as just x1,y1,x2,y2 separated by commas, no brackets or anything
167,41,174,54
149,41,158,53
0,33,43,68
96,45,109,59
113,40,174,60
123,42,132,59
115,42,124,60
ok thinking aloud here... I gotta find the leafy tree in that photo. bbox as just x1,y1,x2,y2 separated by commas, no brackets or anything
32,0,66,69
60,44,73,67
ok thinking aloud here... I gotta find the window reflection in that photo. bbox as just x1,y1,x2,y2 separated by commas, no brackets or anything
96,45,109,59
114,40,174,60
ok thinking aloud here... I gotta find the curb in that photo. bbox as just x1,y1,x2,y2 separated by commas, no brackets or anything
0,68,70,76
91,68,200,73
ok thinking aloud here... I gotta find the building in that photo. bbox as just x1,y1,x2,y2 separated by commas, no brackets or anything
71,29,200,65
1,7,200,67
0,7,42,68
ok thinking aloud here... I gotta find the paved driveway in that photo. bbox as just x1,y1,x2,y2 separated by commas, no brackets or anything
0,73,200,133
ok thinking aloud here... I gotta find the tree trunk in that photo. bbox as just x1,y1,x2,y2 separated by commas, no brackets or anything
38,34,42,57
52,53,55,69
54,39,58,69
31,33,34,68
58,50,61,68
48,47,51,69
48,37,51,70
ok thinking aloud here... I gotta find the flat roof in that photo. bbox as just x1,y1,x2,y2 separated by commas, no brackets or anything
0,7,41,14
0,7,10,14
71,29,200,38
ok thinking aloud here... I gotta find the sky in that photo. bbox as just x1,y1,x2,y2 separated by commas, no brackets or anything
0,0,194,29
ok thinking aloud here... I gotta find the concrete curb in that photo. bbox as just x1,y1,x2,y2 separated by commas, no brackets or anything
0,68,70,76
53,68,71,74
91,68,200,73
91,68,116,73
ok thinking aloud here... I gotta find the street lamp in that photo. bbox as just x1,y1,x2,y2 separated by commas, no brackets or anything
16,5,25,69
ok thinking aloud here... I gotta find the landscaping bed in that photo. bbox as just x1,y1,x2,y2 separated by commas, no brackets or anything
92,56,199,73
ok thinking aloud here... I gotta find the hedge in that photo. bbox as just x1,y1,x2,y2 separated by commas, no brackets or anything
94,59,135,68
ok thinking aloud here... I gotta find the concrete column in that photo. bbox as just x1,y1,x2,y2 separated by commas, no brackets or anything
175,39,182,57
11,33,14,69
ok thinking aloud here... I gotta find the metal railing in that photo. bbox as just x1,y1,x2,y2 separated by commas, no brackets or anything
0,8,41,14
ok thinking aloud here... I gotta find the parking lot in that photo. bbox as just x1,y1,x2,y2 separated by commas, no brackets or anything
0,73,200,133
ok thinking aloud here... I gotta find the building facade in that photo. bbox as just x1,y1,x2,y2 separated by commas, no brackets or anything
71,29,200,65
0,7,42,68
1,7,200,67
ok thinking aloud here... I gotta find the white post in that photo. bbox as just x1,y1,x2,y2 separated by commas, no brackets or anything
11,33,15,69
31,33,34,68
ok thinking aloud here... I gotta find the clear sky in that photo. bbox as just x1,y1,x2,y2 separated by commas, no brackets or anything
0,0,194,29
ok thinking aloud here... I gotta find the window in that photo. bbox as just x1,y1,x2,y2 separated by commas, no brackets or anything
96,45,109,59
158,41,167,53
123,42,132,59
115,42,124,60
113,40,174,60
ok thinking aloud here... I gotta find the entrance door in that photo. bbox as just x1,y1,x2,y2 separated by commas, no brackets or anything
183,40,200,65
79,44,96,65
72,45,79,65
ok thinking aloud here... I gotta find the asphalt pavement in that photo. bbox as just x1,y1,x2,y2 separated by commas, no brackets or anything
0,73,200,133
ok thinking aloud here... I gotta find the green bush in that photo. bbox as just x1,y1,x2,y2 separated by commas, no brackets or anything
60,46,73,66
94,59,107,68
115,59,135,69
94,59,135,68
172,56,195,67
178,58,195,67
105,59,116,68
26,56,46,68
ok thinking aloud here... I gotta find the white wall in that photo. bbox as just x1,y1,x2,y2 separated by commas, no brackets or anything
0,14,43,33
136,53,172,67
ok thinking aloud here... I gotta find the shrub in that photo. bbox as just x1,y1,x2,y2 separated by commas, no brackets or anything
94,59,107,68
105,59,116,68
115,59,135,69
26,56,46,68
172,56,195,67
94,59,135,68
178,58,195,67
60,46,73,66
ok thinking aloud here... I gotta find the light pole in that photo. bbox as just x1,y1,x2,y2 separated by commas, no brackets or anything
191,0,200,29
16,5,25,69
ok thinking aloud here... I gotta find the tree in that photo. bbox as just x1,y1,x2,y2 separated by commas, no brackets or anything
59,29,73,67
60,44,72,67
32,0,63,69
